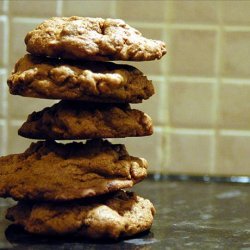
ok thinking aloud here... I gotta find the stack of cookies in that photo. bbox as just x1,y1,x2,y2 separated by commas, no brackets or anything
0,17,166,239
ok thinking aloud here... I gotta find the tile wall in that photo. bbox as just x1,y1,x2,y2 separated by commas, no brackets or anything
1,0,250,177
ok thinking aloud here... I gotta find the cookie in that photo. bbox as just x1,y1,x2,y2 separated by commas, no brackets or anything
8,54,154,103
0,140,147,201
6,190,155,239
18,101,153,140
25,16,166,61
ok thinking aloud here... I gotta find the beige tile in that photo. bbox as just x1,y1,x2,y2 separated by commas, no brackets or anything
7,121,33,154
0,70,7,118
222,1,250,25
132,25,165,41
0,0,8,14
166,130,214,175
126,26,167,76
10,17,43,66
0,16,8,67
222,31,250,78
9,0,57,17
63,0,114,18
132,77,167,125
116,1,167,22
218,82,250,130
129,59,165,76
170,1,218,24
216,132,250,176
114,127,165,174
0,1,4,13
169,30,216,77
169,81,215,128
8,94,56,120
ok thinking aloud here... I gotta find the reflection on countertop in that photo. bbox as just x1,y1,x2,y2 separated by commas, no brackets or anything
0,179,250,249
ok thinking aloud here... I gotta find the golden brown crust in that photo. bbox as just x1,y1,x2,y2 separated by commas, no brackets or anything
18,101,153,140
0,140,147,201
8,54,154,103
6,190,155,239
25,16,166,61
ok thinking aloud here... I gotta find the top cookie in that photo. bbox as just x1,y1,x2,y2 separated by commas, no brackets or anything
25,16,166,61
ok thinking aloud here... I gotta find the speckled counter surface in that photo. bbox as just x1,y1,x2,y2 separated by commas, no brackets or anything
0,179,250,249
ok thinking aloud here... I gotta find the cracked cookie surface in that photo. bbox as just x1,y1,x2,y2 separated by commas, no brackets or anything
25,16,166,61
18,101,153,140
8,54,154,103
6,190,155,239
0,140,147,201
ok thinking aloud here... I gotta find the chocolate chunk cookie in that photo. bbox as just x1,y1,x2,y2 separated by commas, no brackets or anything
25,16,166,61
6,190,155,239
18,101,153,140
0,140,147,201
8,54,154,103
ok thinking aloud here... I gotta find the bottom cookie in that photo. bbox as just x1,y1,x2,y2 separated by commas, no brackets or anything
6,191,155,240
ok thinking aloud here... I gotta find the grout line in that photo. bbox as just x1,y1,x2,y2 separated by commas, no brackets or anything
210,1,223,175
146,75,165,81
124,22,250,33
169,23,219,31
169,76,250,85
170,128,215,135
153,125,164,131
221,78,250,85
219,130,250,137
224,26,250,32
56,0,63,16
127,21,219,31
160,0,172,174
126,21,167,29
9,119,24,126
168,76,217,83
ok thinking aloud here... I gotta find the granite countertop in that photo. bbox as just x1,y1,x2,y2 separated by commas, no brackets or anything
0,179,250,249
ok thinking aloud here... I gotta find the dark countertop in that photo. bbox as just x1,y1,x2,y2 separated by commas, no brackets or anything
0,179,250,249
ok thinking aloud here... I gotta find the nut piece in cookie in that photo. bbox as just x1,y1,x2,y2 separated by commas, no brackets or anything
6,190,156,239
0,140,147,201
8,54,154,103
18,101,153,140
25,16,166,61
